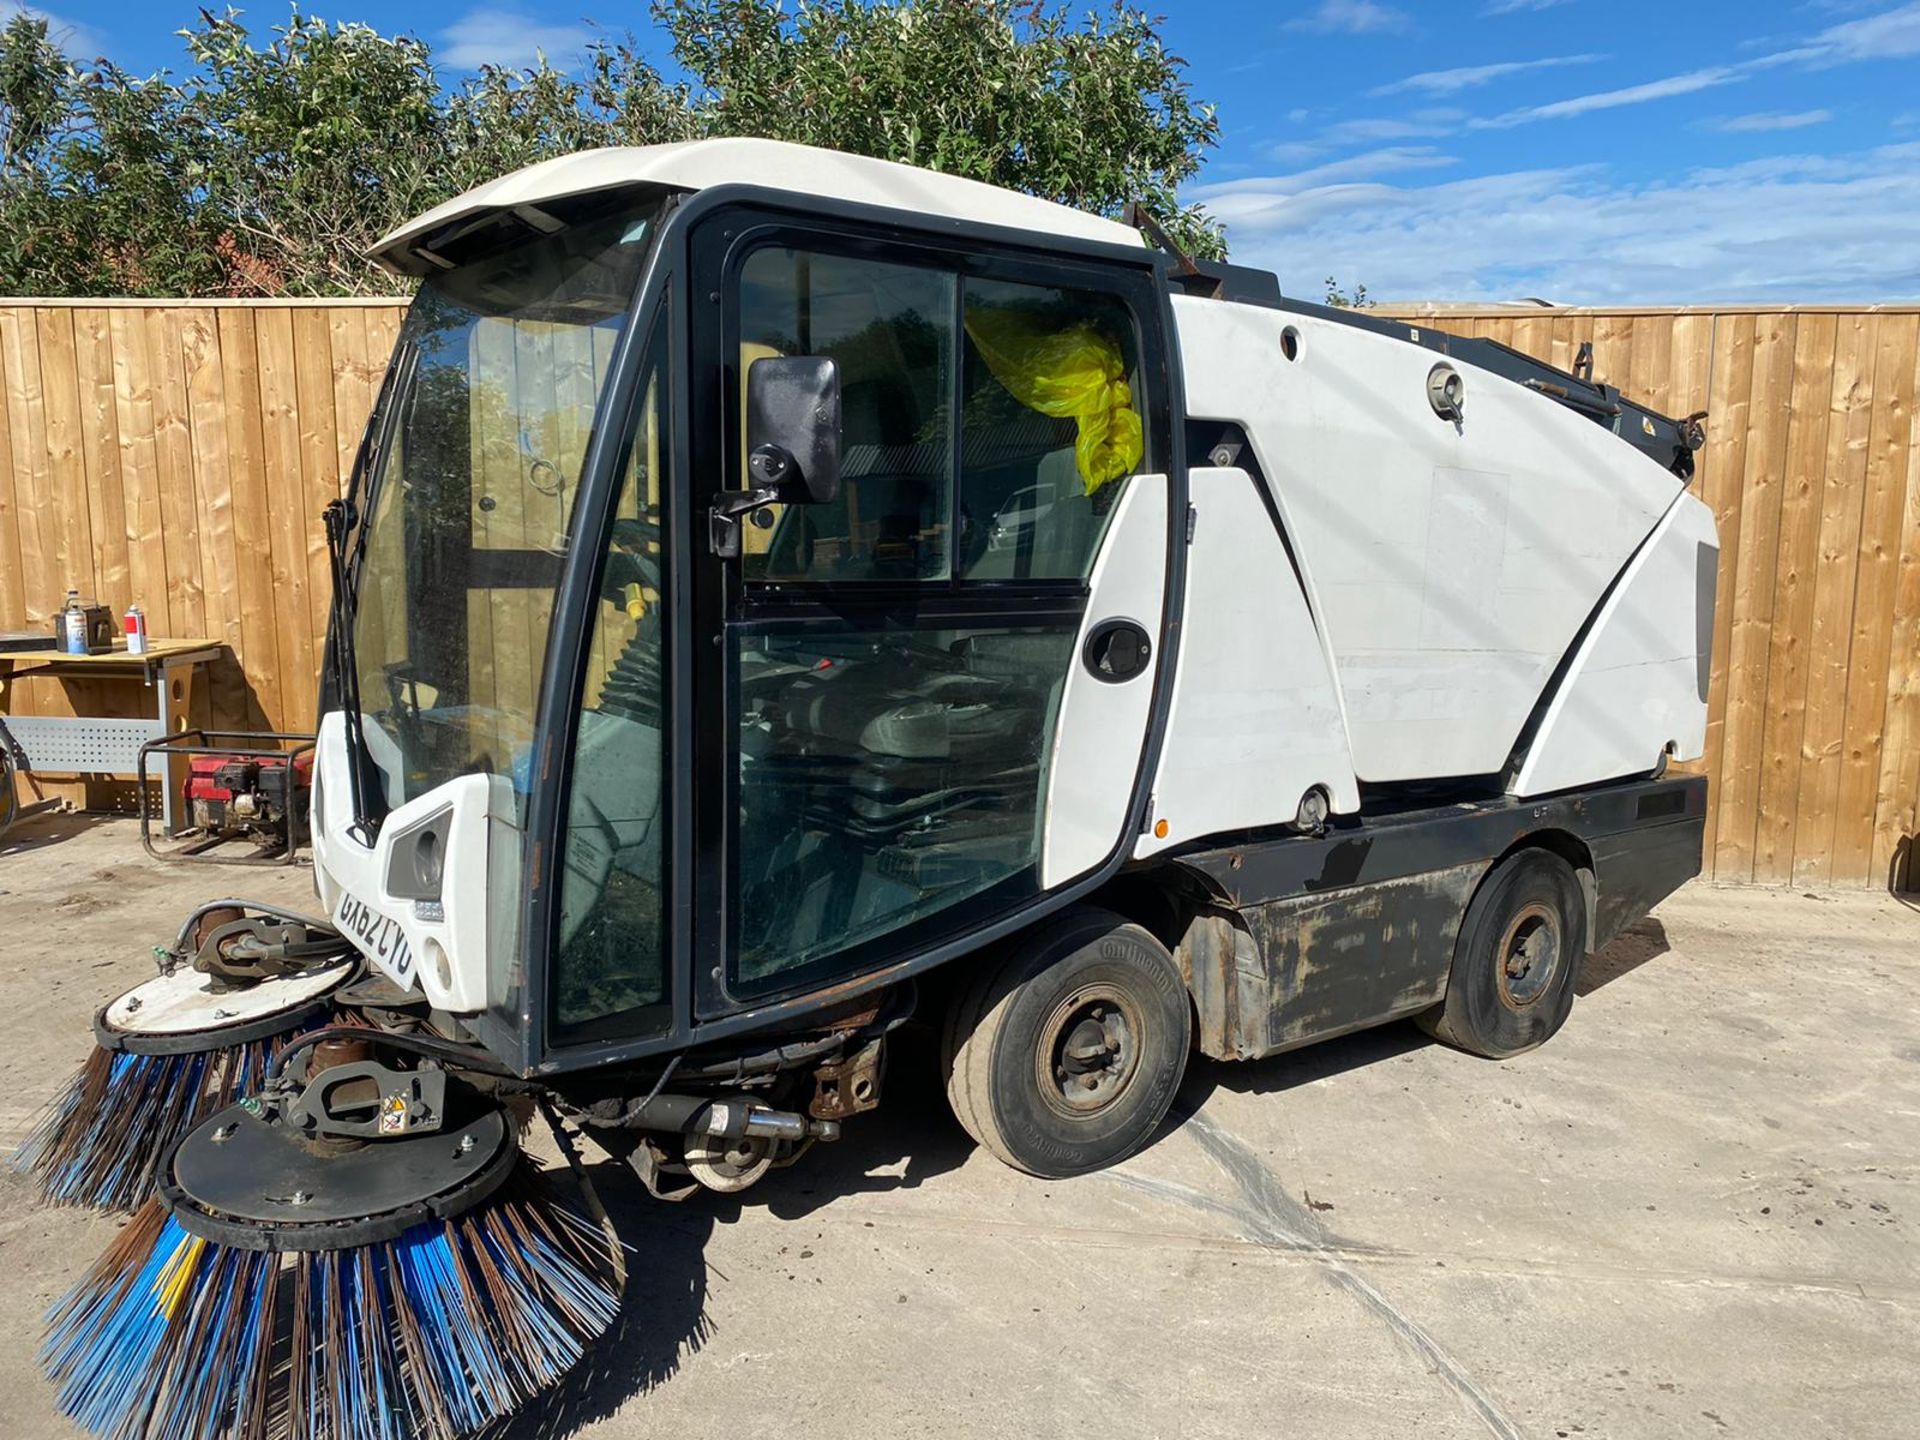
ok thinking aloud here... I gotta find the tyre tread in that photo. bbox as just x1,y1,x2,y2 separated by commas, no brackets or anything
941,908,1149,1174
1424,848,1584,1059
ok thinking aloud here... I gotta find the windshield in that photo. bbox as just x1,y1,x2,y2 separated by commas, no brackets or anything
352,198,660,809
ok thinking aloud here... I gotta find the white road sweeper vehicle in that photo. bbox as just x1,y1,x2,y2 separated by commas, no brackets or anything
28,139,1715,1440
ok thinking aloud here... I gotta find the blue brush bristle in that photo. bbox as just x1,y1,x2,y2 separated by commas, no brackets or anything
43,1172,621,1440
15,1040,280,1212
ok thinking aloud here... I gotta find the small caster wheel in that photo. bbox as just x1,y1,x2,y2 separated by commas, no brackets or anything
683,1133,774,1193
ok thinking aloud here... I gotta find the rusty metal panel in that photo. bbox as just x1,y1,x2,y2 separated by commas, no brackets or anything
1166,775,1712,1064
1177,862,1480,1062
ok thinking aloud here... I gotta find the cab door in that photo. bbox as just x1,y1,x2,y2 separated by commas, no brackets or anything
686,206,1181,1013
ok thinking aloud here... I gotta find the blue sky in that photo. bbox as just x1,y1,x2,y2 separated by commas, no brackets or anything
6,0,1919,302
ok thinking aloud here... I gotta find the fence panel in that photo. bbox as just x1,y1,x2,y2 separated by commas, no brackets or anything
0,297,1914,887
0,300,405,808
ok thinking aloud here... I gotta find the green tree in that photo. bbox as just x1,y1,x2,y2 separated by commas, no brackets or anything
658,0,1222,260
0,1,1222,296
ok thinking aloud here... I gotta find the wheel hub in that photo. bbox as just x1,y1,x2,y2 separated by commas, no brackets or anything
683,1133,775,1193
1039,989,1142,1117
1496,903,1561,1009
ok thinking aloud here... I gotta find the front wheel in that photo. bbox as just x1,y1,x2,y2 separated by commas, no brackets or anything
941,909,1191,1178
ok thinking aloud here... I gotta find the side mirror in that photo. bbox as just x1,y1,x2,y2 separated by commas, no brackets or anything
746,356,842,505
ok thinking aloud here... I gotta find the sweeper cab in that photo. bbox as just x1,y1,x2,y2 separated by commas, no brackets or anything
31,138,1717,1440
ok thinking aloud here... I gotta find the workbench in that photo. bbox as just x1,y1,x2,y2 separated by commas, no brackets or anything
0,638,226,835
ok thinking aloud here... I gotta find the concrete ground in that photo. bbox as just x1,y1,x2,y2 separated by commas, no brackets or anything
1,813,1915,1440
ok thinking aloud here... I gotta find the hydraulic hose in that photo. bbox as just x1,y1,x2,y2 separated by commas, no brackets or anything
267,1024,520,1084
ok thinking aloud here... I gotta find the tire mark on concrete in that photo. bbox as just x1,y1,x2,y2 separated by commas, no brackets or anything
1108,1105,1527,1440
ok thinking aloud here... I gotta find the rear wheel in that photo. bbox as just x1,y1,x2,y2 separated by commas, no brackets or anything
1419,848,1585,1058
942,909,1190,1178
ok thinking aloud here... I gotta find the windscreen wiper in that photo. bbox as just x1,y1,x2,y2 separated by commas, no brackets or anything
323,499,376,845
323,342,415,845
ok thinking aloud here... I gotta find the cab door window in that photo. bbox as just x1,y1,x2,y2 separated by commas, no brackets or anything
553,311,672,1042
738,247,955,582
958,277,1144,580
723,240,1152,998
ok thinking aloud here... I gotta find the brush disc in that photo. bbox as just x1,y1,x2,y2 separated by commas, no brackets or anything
163,1099,516,1249
14,962,357,1211
97,960,355,1055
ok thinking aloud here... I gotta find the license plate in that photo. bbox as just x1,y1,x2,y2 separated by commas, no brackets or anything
332,891,414,984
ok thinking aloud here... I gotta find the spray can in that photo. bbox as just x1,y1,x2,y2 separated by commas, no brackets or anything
125,605,149,655
62,590,87,655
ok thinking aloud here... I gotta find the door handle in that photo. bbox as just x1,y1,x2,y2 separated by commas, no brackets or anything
1082,619,1152,684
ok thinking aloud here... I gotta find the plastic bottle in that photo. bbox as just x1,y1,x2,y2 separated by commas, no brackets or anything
62,589,87,655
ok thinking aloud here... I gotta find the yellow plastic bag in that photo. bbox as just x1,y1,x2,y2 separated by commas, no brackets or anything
964,309,1143,493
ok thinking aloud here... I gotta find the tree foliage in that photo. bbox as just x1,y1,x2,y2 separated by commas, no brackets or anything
1323,276,1371,309
0,2,1221,297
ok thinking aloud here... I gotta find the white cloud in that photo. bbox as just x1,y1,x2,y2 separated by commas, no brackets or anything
1320,115,1456,144
1267,140,1327,164
1193,142,1920,305
1374,53,1605,95
1203,146,1459,200
1263,109,1468,166
1285,1,1412,35
438,7,594,70
1481,0,1577,12
0,1,106,59
1705,109,1834,132
1451,8,1920,133
1473,66,1742,127
1809,1,1920,60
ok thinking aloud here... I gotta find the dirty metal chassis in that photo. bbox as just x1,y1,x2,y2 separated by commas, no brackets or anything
286,972,916,1202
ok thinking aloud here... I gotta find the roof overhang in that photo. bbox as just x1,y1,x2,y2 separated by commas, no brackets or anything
371,138,1143,276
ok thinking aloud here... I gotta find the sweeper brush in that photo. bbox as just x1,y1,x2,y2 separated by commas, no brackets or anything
13,902,356,1212
41,1034,621,1440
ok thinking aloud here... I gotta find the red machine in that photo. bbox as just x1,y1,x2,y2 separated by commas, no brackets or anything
139,729,316,863
182,751,313,840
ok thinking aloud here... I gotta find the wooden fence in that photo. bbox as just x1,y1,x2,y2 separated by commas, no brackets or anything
0,300,405,742
1,297,1915,889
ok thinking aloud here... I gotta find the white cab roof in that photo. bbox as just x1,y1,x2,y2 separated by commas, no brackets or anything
371,137,1143,272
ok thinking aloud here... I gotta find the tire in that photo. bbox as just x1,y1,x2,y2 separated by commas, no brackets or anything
0,751,16,839
1418,848,1586,1059
941,908,1190,1178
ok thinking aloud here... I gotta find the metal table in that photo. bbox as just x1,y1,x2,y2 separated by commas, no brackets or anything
0,638,226,835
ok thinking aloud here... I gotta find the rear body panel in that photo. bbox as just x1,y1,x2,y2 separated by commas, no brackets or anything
1173,295,1695,785
1164,774,1707,1062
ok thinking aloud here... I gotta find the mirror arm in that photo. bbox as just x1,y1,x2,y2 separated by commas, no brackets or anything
707,485,782,558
